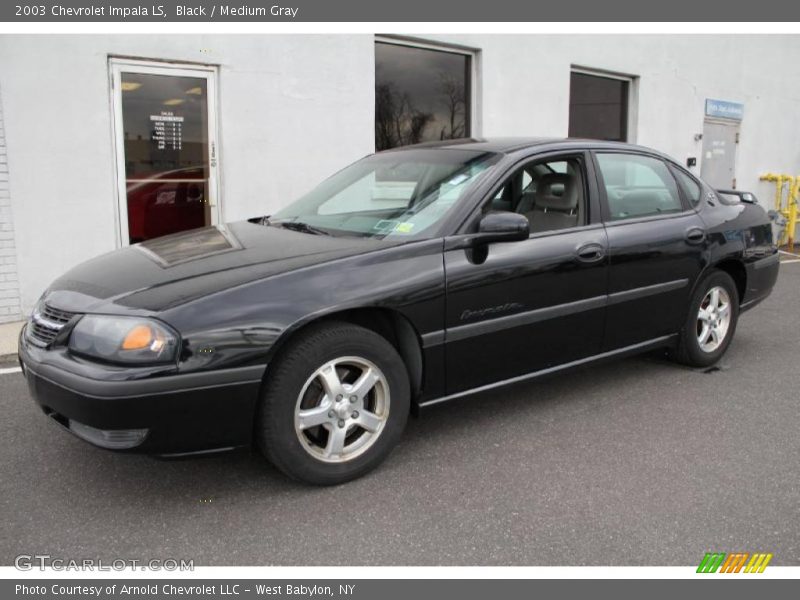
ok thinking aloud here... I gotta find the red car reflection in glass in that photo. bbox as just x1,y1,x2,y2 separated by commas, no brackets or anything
126,167,208,243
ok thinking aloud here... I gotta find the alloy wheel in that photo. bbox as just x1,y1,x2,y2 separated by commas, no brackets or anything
293,356,390,463
696,286,732,353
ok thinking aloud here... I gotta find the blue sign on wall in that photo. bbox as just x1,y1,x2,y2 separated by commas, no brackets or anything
705,99,744,121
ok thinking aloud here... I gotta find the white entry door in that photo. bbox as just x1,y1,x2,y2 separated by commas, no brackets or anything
110,59,220,245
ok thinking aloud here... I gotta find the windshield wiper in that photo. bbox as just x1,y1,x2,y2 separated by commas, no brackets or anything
277,221,332,236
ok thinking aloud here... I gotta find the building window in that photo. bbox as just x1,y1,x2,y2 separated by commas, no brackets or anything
375,41,471,151
569,71,630,142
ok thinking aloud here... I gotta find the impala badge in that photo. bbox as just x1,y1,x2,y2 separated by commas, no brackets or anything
460,302,524,321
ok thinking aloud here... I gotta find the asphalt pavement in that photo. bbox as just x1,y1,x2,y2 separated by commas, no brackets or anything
1,263,798,566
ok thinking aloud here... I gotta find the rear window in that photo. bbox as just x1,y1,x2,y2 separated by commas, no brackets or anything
673,168,702,206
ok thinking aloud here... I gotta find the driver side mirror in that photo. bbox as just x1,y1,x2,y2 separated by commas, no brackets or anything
476,212,530,244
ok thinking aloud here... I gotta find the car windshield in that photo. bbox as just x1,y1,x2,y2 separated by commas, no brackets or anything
270,148,499,239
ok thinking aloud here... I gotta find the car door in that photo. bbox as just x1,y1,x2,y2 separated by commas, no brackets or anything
593,151,707,351
443,152,609,395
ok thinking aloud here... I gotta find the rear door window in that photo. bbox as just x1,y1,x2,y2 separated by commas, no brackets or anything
596,153,683,220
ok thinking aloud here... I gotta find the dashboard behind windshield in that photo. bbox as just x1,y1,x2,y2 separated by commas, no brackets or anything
270,148,500,239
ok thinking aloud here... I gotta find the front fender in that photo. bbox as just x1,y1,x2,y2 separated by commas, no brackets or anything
159,239,446,375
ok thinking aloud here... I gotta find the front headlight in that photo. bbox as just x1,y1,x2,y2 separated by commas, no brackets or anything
68,315,179,365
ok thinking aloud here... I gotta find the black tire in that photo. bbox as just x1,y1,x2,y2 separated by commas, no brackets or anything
672,269,740,368
256,321,410,485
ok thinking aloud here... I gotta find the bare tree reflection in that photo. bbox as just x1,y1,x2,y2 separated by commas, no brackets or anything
375,75,467,151
438,72,467,140
375,83,434,151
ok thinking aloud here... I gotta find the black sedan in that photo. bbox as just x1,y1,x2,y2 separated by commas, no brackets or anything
20,138,780,484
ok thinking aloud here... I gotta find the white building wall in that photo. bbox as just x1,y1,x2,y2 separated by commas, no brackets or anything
0,83,22,323
1,34,799,317
0,35,376,315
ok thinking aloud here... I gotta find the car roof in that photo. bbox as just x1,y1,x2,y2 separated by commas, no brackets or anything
387,137,674,160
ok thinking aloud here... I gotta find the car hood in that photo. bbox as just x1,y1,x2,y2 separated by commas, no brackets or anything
44,221,392,314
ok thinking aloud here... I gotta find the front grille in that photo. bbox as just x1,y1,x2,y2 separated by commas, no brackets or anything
26,303,80,348
41,304,75,324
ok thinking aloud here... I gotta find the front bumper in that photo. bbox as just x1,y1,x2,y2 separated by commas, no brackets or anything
19,330,265,454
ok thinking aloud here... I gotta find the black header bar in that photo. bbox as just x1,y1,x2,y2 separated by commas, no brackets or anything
2,0,800,22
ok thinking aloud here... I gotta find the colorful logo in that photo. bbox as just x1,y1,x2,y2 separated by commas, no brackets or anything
697,552,773,573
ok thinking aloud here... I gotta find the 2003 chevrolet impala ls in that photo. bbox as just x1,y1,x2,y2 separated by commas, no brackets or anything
20,139,779,484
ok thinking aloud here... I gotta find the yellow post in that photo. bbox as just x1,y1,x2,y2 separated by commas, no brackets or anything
760,173,785,212
761,173,786,246
759,172,800,249
788,176,799,251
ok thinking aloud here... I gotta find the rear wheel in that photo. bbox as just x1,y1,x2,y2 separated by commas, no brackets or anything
673,270,739,367
256,321,410,485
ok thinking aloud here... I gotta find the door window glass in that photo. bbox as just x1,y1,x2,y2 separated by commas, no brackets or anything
487,156,586,233
596,153,682,220
120,72,211,243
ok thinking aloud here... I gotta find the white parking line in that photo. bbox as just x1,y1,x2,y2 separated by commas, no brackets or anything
781,259,800,264
0,366,22,375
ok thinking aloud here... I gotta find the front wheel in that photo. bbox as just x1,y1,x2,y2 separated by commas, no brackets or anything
672,270,739,368
256,321,410,485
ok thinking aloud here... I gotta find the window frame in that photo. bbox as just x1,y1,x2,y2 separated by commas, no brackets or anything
591,150,693,226
458,150,603,239
374,36,479,149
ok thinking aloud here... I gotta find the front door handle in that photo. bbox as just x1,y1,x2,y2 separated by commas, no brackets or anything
685,227,706,245
575,243,606,263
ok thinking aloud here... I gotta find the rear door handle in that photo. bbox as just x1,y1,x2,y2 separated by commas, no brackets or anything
575,243,606,263
685,227,706,245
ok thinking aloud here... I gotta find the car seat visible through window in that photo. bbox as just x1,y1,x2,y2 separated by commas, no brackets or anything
521,172,580,233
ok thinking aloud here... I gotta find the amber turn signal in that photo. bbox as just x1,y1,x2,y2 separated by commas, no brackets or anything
121,325,155,350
